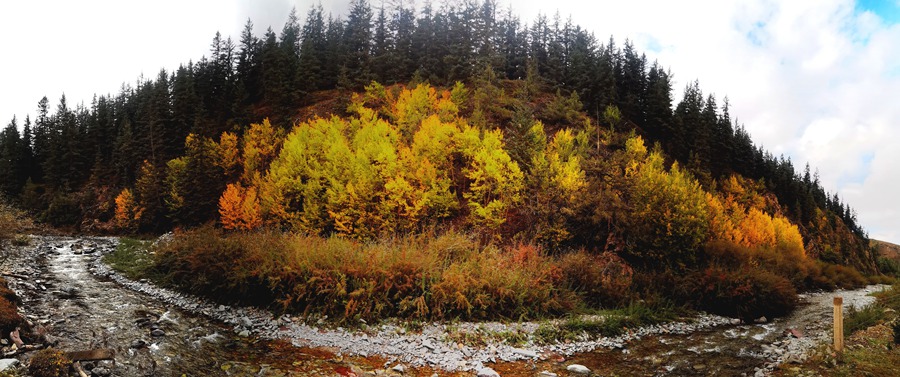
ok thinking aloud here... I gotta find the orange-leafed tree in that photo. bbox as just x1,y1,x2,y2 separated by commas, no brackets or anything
218,183,262,231
114,188,141,231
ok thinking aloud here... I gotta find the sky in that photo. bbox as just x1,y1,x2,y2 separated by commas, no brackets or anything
0,0,898,243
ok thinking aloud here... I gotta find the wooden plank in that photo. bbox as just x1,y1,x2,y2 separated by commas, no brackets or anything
834,296,844,352
66,348,116,361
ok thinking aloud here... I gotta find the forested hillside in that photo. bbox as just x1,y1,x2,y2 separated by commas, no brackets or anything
0,0,880,319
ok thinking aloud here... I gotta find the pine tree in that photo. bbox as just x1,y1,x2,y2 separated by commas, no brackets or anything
343,0,374,88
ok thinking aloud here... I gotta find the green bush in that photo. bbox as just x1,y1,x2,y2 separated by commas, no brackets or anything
844,304,885,337
878,257,900,278
893,321,900,345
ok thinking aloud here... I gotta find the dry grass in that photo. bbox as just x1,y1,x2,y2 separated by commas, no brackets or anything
151,226,575,322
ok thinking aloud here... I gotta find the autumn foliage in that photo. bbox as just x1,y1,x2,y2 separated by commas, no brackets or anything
136,82,873,322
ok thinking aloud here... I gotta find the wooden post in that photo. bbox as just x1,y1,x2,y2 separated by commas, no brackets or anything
834,296,843,352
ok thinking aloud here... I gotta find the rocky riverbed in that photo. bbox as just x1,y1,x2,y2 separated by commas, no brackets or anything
0,236,887,376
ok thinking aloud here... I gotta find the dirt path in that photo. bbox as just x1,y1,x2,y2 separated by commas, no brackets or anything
0,236,885,376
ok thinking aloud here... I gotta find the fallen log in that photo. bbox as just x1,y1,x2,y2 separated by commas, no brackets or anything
66,348,115,361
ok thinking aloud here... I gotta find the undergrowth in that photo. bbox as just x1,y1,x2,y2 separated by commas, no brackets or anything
102,238,157,281
106,225,879,325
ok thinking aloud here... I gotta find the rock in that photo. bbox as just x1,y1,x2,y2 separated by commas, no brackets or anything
566,364,591,374
755,316,768,323
0,359,18,371
150,329,166,337
130,339,147,349
512,347,538,358
391,364,406,374
693,364,706,371
538,371,558,377
785,328,803,338
238,330,250,337
476,367,500,377
730,318,742,325
91,366,111,376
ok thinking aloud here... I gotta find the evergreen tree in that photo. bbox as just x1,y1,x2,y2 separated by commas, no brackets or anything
343,0,374,88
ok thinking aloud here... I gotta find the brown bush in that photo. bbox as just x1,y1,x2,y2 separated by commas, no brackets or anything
559,250,634,308
0,297,22,334
28,348,70,377
689,266,797,321
153,228,575,322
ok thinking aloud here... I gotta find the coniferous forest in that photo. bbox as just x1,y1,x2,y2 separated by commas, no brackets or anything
0,0,881,321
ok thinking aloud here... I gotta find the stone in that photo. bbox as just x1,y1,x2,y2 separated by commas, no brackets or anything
391,364,406,374
130,339,147,349
566,364,591,374
511,348,538,358
476,367,500,377
755,316,768,323
0,359,18,371
238,330,250,337
91,366,111,376
150,329,166,337
693,364,706,371
538,371,558,377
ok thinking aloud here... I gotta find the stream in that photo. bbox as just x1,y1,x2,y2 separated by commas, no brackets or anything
0,236,885,376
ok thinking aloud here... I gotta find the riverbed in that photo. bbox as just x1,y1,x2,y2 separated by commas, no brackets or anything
0,236,884,376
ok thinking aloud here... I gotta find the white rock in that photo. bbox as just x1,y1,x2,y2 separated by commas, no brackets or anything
511,347,538,358
0,359,17,371
476,367,500,377
538,371,558,377
566,364,591,374
391,364,406,373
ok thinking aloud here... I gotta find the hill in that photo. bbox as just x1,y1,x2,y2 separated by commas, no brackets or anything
0,0,884,321
872,239,900,260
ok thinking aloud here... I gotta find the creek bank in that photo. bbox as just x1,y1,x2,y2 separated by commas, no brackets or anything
2,235,886,376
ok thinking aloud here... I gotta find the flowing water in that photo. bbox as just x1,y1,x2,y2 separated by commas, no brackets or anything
2,236,883,376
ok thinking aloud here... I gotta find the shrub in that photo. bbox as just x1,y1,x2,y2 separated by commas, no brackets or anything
878,257,900,278
893,321,900,345
844,304,885,337
0,298,21,334
558,250,634,308
152,228,575,322
28,348,70,377
689,266,797,321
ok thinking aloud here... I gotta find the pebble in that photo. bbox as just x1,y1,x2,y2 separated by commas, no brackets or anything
391,364,406,373
538,371,558,377
151,329,166,337
91,366,111,376
476,367,500,377
566,364,590,374
0,359,18,371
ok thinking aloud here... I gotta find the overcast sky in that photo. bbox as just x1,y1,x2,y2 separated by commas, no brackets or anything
1,0,898,243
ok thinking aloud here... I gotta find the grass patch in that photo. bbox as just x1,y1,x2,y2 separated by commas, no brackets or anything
102,238,156,280
533,302,682,344
844,304,886,337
